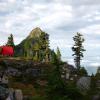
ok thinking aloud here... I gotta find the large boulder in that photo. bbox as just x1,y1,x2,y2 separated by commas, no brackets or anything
77,77,91,93
92,95,100,100
14,89,23,100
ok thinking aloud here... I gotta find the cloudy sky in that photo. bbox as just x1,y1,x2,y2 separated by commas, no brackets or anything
0,0,100,74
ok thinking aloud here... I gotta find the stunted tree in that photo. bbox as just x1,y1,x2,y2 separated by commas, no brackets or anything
78,67,88,76
6,34,14,47
39,32,50,62
96,67,100,74
33,43,40,61
72,32,85,70
51,50,58,64
56,47,61,61
46,54,83,100
96,66,100,78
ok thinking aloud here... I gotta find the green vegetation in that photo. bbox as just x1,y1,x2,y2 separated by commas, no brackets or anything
78,67,88,76
15,28,52,62
72,32,85,70
6,34,15,47
56,47,61,61
45,54,83,100
0,28,100,100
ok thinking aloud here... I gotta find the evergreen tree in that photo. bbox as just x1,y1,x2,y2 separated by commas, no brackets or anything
40,32,49,50
56,47,61,61
51,50,58,64
33,43,40,61
46,54,68,100
78,67,88,76
46,54,83,100
39,32,50,61
72,32,85,70
96,66,100,78
6,34,14,47
24,40,31,57
96,66,100,74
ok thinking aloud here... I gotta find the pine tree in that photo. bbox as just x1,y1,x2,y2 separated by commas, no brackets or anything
33,43,40,61
72,32,85,70
96,66,100,78
56,47,61,61
51,50,58,64
39,32,50,62
46,54,68,100
46,55,83,100
40,32,49,50
97,67,100,74
6,34,14,47
78,67,88,76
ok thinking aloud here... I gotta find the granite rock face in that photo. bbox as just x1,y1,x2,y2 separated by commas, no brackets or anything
14,89,23,100
92,95,100,100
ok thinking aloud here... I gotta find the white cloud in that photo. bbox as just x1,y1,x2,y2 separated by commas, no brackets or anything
67,58,74,64
50,39,72,49
79,25,100,35
5,20,12,29
84,43,100,48
90,63,100,67
8,0,16,3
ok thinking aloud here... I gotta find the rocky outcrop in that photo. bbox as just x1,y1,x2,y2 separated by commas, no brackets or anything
0,58,52,78
6,89,23,100
0,86,9,100
77,76,91,93
14,89,23,100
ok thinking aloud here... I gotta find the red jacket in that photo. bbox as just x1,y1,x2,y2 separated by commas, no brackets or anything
0,46,14,56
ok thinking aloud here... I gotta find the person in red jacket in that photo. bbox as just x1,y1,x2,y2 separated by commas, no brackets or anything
0,46,14,56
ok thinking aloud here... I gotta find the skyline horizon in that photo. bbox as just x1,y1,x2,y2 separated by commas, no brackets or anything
0,27,99,75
